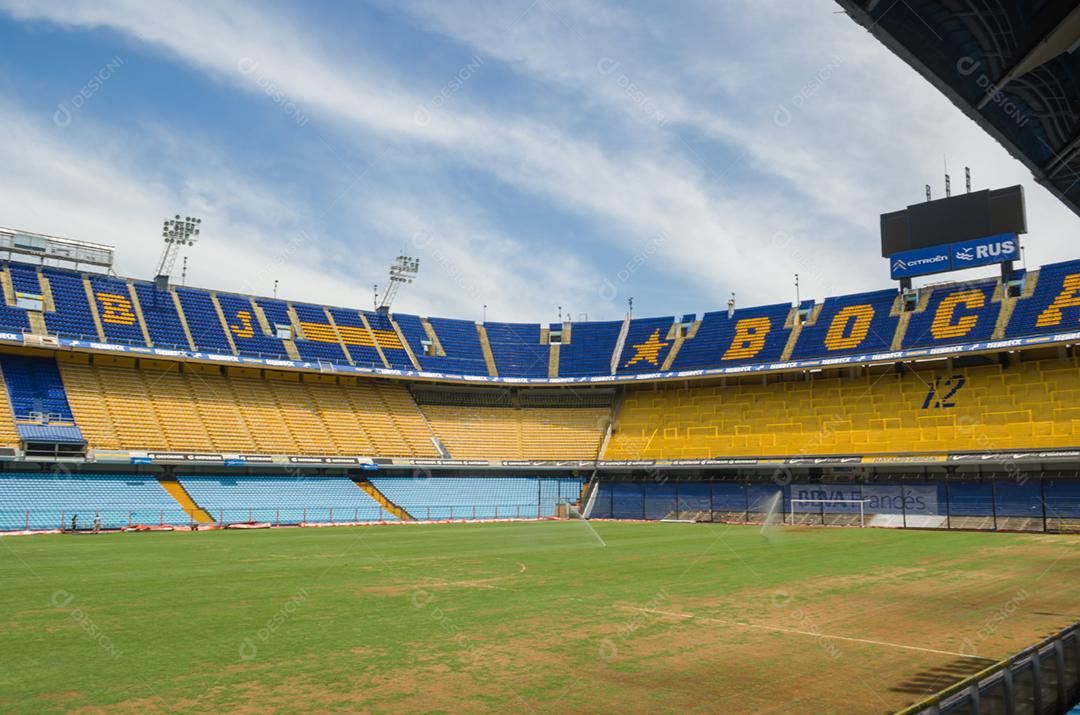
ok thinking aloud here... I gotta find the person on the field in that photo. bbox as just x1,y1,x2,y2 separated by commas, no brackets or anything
93,513,101,534
71,514,78,531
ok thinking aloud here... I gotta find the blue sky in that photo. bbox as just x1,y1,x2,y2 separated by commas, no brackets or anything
0,0,1075,324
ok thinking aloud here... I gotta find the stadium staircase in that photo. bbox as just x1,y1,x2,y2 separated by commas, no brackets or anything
126,281,155,347
209,293,239,355
80,275,107,342
352,478,413,520
476,324,499,377
157,477,215,523
610,314,631,374
0,267,15,307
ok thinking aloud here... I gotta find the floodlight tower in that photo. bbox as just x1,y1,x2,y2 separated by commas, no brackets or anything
154,215,201,290
376,254,420,313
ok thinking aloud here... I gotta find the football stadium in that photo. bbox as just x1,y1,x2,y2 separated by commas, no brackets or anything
3,1,1080,714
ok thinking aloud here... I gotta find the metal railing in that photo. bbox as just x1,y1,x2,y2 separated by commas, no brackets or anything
0,503,555,531
899,621,1080,714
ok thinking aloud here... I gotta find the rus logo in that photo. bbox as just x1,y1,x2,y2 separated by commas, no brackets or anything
955,239,1015,262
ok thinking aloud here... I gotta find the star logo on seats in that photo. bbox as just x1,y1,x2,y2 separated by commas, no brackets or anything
625,329,668,367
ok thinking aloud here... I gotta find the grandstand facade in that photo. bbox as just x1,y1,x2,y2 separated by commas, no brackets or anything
0,251,1079,532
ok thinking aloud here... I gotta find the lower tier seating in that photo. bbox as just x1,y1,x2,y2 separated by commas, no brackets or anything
0,473,189,530
58,359,439,457
367,476,583,520
419,405,609,459
178,475,389,524
606,356,1080,459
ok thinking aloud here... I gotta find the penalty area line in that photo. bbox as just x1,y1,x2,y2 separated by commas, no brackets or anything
625,607,996,661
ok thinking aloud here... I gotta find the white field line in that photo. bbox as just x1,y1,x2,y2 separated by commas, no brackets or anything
625,607,998,661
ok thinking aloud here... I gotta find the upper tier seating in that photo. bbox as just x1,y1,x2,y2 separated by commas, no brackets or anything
215,292,290,359
791,289,900,359
670,303,792,370
177,475,389,524
41,267,98,340
292,302,349,363
87,275,146,346
7,262,42,295
903,278,1000,348
557,320,621,376
367,476,583,520
0,473,189,530
326,307,382,367
58,359,439,456
615,316,674,374
419,404,609,459
606,355,1080,459
0,354,75,422
8,256,1080,379
132,282,191,350
1006,259,1080,338
175,288,232,353
365,311,413,369
484,322,548,377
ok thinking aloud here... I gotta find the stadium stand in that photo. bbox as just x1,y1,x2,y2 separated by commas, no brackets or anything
41,267,99,340
87,274,146,346
0,473,190,530
556,320,621,376
56,358,438,456
616,316,675,374
326,307,382,367
0,354,75,422
291,302,349,363
670,303,793,370
7,262,42,297
216,293,290,359
484,322,548,377
365,311,413,370
1006,259,1080,338
367,476,582,520
419,405,608,459
427,317,489,374
132,281,192,350
177,475,390,524
790,288,900,358
175,288,232,353
605,355,1080,459
902,278,1000,348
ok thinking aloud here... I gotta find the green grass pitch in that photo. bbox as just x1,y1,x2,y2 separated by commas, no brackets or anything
1,521,1078,713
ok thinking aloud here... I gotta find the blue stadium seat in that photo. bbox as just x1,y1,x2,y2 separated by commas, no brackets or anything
216,292,290,359
903,278,1000,348
0,354,75,422
366,311,413,369
791,289,900,359
367,476,582,520
175,288,232,354
395,314,488,375
558,320,621,377
132,281,191,350
615,317,674,374
484,322,548,377
7,262,42,295
671,303,792,370
1005,259,1080,338
0,263,34,334
178,475,389,524
327,307,382,368
41,267,99,340
0,473,187,530
291,302,348,363
87,274,147,346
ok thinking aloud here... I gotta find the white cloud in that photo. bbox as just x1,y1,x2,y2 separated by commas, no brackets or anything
0,0,1074,324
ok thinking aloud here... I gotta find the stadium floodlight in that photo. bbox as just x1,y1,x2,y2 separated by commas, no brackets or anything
376,254,420,313
154,215,201,288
